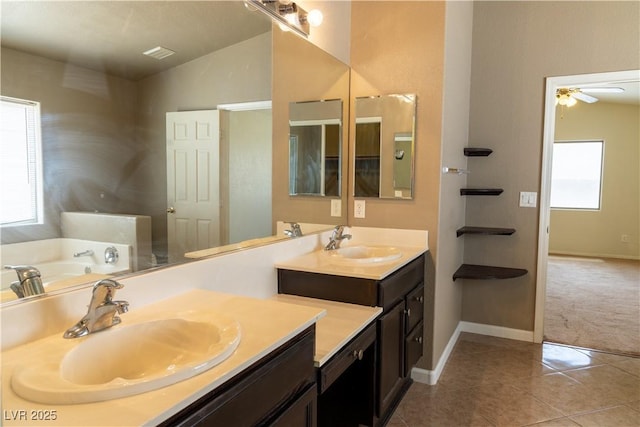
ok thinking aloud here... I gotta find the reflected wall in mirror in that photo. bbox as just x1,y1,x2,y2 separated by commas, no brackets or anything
288,99,342,197
354,94,417,199
0,1,349,306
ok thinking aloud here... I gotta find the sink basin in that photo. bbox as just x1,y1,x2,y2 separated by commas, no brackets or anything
325,245,402,265
11,315,241,404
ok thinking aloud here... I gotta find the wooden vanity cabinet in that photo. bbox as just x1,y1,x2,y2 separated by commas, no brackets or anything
278,254,426,426
159,326,317,427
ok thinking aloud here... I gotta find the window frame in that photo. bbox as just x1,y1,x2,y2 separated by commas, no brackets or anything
0,95,44,227
550,139,605,211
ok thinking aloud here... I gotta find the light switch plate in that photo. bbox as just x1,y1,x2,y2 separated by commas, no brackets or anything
330,199,341,217
519,191,537,208
354,200,366,218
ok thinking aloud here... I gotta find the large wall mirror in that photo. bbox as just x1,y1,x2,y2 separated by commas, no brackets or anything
288,99,342,197
0,1,349,306
354,94,417,199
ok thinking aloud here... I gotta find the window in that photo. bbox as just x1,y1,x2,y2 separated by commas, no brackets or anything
550,141,604,210
0,96,43,226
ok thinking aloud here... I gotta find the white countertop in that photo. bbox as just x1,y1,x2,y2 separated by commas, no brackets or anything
1,289,325,426
271,294,382,367
274,245,427,280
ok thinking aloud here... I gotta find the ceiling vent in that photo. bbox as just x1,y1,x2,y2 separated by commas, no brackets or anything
143,46,175,60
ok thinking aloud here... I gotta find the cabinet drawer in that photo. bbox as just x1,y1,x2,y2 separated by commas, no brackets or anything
378,255,425,310
318,321,376,394
405,322,424,376
405,284,424,333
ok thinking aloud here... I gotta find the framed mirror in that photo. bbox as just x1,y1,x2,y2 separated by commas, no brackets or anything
288,99,342,197
354,94,416,199
0,1,349,306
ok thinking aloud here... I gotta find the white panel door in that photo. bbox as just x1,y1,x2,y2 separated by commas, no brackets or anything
166,110,220,263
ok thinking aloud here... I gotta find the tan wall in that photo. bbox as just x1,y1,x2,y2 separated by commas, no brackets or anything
350,1,446,369
551,102,640,259
463,1,640,330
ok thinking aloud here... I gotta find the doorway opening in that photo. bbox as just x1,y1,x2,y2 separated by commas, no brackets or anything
535,70,640,355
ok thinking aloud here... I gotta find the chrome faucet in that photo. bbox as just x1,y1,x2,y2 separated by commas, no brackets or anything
324,225,352,250
284,222,303,238
73,249,94,258
63,279,129,339
4,265,45,298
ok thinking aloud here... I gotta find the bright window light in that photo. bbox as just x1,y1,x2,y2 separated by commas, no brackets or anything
0,96,44,226
550,141,604,210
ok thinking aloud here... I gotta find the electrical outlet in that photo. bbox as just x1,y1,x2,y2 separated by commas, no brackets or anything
354,200,366,218
330,199,341,217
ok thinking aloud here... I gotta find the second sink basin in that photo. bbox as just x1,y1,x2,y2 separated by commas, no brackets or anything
325,245,402,265
12,315,241,404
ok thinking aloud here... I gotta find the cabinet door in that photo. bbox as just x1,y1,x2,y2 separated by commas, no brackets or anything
377,301,405,417
405,322,424,377
270,384,317,427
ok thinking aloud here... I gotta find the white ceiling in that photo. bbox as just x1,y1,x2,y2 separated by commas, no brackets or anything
1,1,272,81
572,80,640,105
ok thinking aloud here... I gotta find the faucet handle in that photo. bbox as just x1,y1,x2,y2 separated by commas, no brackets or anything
91,279,124,304
4,265,42,281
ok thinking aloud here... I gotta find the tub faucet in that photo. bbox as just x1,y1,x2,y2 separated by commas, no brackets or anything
4,265,45,298
324,225,352,251
284,222,303,238
63,279,129,339
73,249,94,258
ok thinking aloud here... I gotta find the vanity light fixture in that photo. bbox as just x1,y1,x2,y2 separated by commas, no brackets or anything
245,0,312,38
143,46,175,60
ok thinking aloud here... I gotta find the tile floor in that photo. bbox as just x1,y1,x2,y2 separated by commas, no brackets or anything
388,333,640,426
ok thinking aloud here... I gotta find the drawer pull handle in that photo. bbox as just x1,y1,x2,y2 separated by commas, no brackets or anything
414,336,423,344
352,349,364,360
414,296,424,303
405,308,411,317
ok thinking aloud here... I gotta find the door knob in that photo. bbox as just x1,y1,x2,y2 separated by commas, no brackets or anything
167,207,175,213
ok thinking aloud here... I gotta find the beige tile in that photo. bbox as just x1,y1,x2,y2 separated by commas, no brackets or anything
469,382,564,426
563,365,640,404
538,343,600,370
577,348,637,364
524,417,581,426
508,372,624,416
611,358,640,377
626,400,640,413
569,405,640,426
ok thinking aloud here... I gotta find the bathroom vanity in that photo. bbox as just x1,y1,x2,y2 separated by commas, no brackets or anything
276,248,427,426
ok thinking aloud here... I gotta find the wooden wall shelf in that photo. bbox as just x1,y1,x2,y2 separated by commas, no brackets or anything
460,188,503,196
456,226,516,237
453,264,528,281
464,148,493,157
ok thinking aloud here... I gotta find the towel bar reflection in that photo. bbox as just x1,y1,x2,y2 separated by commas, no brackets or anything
442,167,470,175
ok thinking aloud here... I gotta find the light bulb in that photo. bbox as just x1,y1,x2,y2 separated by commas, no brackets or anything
566,96,577,107
307,9,323,27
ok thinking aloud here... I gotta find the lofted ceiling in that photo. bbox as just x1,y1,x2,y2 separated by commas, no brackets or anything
1,1,272,81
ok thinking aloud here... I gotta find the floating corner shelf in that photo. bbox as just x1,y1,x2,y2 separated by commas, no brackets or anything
464,147,493,157
453,264,528,281
456,226,516,237
460,188,503,196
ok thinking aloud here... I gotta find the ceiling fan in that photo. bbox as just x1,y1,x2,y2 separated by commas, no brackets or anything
555,86,624,107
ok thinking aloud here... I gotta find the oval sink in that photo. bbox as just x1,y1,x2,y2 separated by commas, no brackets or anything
325,245,402,265
11,315,241,404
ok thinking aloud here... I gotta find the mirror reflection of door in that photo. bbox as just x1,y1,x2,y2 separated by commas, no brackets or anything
354,118,382,197
166,110,220,263
393,132,413,198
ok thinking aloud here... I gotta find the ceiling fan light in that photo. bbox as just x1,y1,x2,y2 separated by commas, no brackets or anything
566,96,577,107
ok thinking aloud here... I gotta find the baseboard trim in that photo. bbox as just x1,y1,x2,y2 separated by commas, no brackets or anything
459,321,534,342
411,323,463,385
411,321,534,385
549,251,640,261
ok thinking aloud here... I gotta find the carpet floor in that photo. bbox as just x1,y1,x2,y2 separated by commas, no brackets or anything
544,255,640,356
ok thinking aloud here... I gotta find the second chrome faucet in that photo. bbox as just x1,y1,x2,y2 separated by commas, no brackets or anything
63,279,129,339
324,225,352,251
